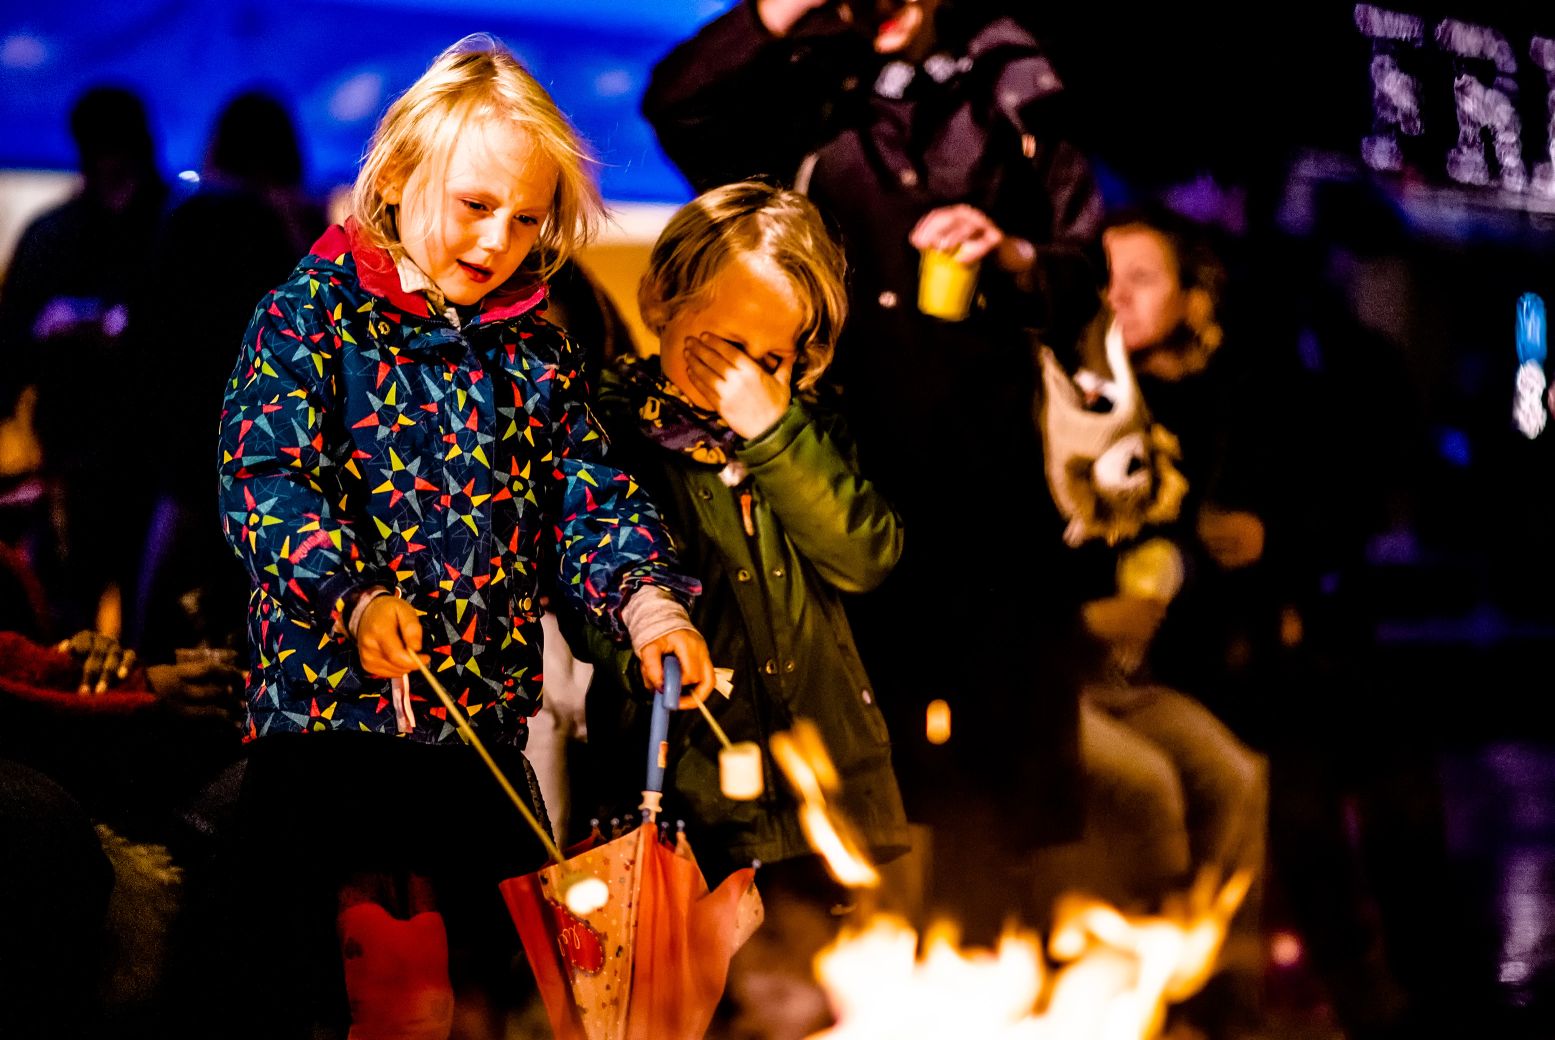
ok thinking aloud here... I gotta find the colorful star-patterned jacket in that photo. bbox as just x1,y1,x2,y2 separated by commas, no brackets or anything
218,221,699,747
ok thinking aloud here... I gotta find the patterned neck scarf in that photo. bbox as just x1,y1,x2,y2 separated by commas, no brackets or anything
615,355,747,485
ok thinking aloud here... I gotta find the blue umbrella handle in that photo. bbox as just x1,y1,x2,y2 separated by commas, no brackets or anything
645,653,679,797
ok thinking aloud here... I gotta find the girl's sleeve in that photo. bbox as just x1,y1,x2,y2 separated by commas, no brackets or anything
738,403,903,593
217,290,390,634
545,340,700,640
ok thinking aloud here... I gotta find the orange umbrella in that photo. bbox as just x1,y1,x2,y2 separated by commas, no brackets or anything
499,657,764,1039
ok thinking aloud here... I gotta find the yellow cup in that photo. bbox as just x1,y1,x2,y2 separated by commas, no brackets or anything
1116,537,1186,602
917,247,981,321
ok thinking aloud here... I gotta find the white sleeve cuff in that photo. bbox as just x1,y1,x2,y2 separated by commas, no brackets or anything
348,587,394,640
620,585,695,653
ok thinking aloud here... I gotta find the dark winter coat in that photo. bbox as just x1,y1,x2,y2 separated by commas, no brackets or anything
643,2,1103,518
645,1,1096,850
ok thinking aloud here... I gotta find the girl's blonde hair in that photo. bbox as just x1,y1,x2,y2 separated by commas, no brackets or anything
352,33,601,282
638,181,847,390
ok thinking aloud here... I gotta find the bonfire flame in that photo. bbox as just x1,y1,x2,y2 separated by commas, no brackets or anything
768,718,1251,1040
809,871,1252,1040
815,916,1047,1039
771,719,881,889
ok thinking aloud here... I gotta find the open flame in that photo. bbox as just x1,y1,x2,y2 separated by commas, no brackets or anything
771,720,881,889
808,871,1252,1040
767,718,1252,1040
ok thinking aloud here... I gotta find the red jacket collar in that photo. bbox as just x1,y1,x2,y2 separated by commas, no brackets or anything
309,219,548,323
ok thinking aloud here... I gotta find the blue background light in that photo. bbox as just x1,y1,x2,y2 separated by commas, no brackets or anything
0,0,736,202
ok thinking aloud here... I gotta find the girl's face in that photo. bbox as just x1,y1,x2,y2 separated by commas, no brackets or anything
384,120,558,307
1104,226,1189,353
658,253,803,411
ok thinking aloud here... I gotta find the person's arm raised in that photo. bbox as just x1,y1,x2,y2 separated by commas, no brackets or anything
756,0,831,35
643,0,844,192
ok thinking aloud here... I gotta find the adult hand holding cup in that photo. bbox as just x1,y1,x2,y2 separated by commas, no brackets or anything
911,204,1003,322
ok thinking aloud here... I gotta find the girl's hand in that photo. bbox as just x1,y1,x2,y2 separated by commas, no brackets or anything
638,627,716,707
354,595,429,678
683,334,794,439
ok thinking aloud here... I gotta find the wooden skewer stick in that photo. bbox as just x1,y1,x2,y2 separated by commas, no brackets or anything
687,688,734,749
414,660,565,865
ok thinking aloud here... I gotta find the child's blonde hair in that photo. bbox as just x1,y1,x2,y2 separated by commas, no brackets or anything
352,33,601,282
638,181,847,390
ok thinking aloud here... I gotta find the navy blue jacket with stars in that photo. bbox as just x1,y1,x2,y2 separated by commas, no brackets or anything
218,221,700,747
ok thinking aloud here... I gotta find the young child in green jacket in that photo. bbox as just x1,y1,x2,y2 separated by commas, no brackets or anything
573,182,910,902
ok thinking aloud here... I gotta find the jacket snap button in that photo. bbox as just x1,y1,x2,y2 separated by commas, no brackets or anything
763,659,777,675
878,290,898,309
783,660,796,673
697,487,712,500
771,567,785,578
736,569,751,582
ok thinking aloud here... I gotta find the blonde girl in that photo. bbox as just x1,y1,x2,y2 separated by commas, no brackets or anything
217,35,710,1039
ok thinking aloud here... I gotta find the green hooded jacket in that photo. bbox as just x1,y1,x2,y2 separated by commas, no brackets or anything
568,364,911,878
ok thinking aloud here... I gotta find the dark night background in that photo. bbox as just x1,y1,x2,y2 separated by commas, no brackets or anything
5,0,1555,1031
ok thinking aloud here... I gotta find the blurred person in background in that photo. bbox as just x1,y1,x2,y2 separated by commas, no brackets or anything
0,371,54,642
129,89,322,660
1033,204,1269,1036
0,85,169,638
644,0,1104,941
202,90,328,259
1053,205,1288,721
0,629,244,1040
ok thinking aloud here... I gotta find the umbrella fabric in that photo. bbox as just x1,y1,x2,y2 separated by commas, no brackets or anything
501,824,762,1040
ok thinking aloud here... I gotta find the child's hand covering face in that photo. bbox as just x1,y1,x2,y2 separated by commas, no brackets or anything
682,334,794,439
659,253,803,439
